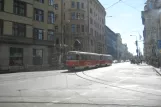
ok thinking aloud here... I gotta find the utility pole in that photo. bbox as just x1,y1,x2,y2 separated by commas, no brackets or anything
60,0,64,66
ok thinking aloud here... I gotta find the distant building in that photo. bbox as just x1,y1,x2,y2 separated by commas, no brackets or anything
105,26,117,59
116,33,123,61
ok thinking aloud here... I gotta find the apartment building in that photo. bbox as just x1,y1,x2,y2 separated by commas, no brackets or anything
63,0,106,53
142,0,161,64
0,0,61,71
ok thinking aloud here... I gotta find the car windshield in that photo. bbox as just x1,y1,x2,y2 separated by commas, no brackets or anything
1,0,161,107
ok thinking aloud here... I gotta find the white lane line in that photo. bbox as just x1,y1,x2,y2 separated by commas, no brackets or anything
80,92,87,96
65,97,72,100
52,100,60,103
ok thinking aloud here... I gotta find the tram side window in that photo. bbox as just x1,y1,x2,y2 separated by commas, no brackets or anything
100,56,103,60
76,54,80,60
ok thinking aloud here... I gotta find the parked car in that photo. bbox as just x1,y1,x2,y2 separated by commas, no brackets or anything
113,60,118,63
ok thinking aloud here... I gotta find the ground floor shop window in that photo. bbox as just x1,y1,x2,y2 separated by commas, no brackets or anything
33,49,43,65
9,47,23,66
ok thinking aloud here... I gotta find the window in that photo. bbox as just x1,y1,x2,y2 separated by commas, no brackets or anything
90,8,92,14
13,22,26,37
76,13,80,19
81,25,84,32
77,2,80,9
13,0,26,16
9,47,23,66
90,28,93,35
81,13,84,19
71,24,76,33
71,12,75,19
33,49,43,65
0,19,3,35
56,38,59,44
55,14,58,21
34,8,44,21
90,18,93,24
71,1,75,8
55,4,58,10
0,0,4,11
48,11,55,23
76,25,80,32
64,13,65,20
35,0,44,3
55,26,58,32
91,40,93,46
48,30,54,41
33,28,44,40
81,3,84,9
49,0,54,5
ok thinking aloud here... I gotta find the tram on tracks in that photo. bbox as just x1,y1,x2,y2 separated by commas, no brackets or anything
66,51,113,70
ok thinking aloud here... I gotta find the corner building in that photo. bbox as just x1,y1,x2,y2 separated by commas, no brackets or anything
0,0,61,71
63,0,106,53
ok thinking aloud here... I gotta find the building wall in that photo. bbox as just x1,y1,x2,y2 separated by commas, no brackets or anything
105,26,117,59
0,0,58,71
63,0,106,54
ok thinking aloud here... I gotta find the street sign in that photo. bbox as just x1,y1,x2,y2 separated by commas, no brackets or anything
157,40,161,49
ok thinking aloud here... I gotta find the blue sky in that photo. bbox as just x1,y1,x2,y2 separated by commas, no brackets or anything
99,0,146,55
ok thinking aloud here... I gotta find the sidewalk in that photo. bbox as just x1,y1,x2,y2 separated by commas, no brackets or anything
153,67,161,76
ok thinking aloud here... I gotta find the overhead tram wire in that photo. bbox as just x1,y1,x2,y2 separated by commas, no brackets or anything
105,0,122,10
120,1,141,12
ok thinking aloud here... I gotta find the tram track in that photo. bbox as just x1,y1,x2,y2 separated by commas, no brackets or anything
75,70,161,97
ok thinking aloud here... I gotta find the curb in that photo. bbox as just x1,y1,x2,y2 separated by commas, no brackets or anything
153,67,161,76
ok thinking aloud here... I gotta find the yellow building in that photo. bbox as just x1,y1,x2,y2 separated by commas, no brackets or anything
0,0,61,71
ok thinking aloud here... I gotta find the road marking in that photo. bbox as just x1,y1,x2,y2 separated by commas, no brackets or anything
65,97,72,100
52,100,60,103
80,92,87,95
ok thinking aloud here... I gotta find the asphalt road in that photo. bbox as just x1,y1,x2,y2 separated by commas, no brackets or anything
0,62,161,107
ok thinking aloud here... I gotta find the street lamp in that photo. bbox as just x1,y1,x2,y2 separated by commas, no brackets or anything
130,35,139,57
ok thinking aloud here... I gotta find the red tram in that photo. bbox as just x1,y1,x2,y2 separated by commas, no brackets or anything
66,51,113,70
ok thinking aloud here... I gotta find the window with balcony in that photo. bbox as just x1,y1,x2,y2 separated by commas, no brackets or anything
81,3,84,9
71,1,75,8
33,49,43,65
33,28,44,40
13,22,26,37
71,24,76,33
0,0,4,11
76,25,80,32
49,0,54,5
48,11,54,24
9,47,23,66
48,30,54,41
77,2,80,9
13,0,26,16
35,0,44,3
81,25,84,32
34,8,44,22
71,12,75,19
0,19,3,35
